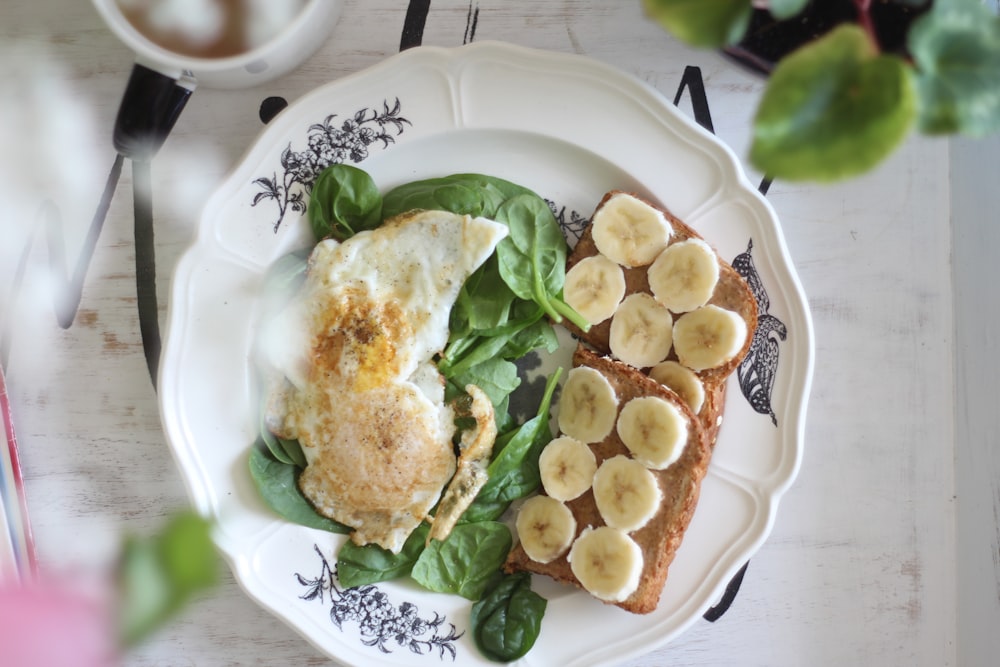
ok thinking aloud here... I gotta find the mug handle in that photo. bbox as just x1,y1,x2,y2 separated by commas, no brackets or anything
112,59,196,161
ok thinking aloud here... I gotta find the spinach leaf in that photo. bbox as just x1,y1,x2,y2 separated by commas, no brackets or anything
493,195,590,330
457,497,510,524
248,446,350,534
449,256,519,336
472,369,561,510
258,412,307,468
411,522,512,600
470,572,547,663
336,523,429,588
382,173,532,219
308,164,383,241
444,357,521,412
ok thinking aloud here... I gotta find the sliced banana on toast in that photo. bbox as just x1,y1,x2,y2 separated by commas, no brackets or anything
648,237,719,313
515,495,577,564
563,254,626,326
556,366,619,444
563,190,758,382
505,190,757,615
567,526,644,603
591,192,672,268
616,396,688,470
505,345,710,614
539,435,598,502
592,455,661,532
649,360,706,415
608,293,674,369
673,304,749,372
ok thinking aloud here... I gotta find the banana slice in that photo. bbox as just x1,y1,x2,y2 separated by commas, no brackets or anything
649,360,706,415
557,366,619,444
608,293,674,369
567,526,643,602
516,495,577,564
591,193,672,268
539,436,598,502
647,238,720,313
616,396,688,470
672,304,748,372
592,455,662,532
563,254,627,326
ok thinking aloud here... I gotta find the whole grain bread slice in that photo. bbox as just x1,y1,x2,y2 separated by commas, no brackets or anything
563,190,758,446
503,344,712,614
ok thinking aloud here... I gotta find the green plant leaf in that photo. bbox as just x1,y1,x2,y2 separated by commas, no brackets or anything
767,0,809,21
642,0,753,48
248,445,351,534
307,163,383,241
336,523,430,588
470,572,547,663
750,24,917,181
411,522,513,600
908,0,1000,136
117,511,218,647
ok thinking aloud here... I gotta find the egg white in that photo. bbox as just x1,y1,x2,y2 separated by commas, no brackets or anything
262,209,507,552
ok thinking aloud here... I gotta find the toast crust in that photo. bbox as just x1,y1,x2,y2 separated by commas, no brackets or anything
503,345,711,614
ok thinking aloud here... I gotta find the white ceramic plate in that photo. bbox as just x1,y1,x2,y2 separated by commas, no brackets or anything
160,42,813,666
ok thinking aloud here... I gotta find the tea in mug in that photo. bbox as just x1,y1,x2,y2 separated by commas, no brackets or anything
115,0,307,59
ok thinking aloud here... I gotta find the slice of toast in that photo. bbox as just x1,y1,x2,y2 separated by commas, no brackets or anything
503,344,712,614
563,190,758,446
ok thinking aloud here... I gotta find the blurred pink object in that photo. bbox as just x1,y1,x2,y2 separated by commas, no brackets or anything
0,576,117,667
1,365,37,578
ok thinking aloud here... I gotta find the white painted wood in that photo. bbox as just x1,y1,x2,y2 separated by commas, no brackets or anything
0,1,970,666
951,134,1000,666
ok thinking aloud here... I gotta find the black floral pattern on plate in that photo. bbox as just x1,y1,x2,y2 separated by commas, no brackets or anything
296,545,464,660
733,239,787,426
252,99,411,232
548,199,590,247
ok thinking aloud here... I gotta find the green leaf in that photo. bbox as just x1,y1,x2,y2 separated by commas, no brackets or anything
767,0,809,21
411,522,513,600
381,173,532,219
493,195,588,331
446,357,522,410
908,0,1000,136
248,446,351,534
472,369,560,510
307,164,383,241
117,511,218,647
336,523,429,588
643,0,753,48
470,572,547,663
750,24,917,181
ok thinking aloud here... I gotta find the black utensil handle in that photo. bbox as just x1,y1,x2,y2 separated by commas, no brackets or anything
113,62,195,160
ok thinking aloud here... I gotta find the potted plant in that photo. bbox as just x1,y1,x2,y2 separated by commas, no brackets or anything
642,0,1000,181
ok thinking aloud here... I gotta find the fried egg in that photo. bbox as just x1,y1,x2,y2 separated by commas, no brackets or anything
262,209,508,553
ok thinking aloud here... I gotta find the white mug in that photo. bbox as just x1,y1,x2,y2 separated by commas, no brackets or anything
92,0,343,158
91,0,344,89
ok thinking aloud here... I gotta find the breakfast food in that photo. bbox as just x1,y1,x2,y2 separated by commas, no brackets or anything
504,191,758,613
563,190,758,446
504,345,711,613
260,208,508,553
254,170,758,643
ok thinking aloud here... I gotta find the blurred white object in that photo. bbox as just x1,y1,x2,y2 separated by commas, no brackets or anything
91,0,343,89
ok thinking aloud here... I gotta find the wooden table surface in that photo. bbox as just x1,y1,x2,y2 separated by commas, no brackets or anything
3,1,997,665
